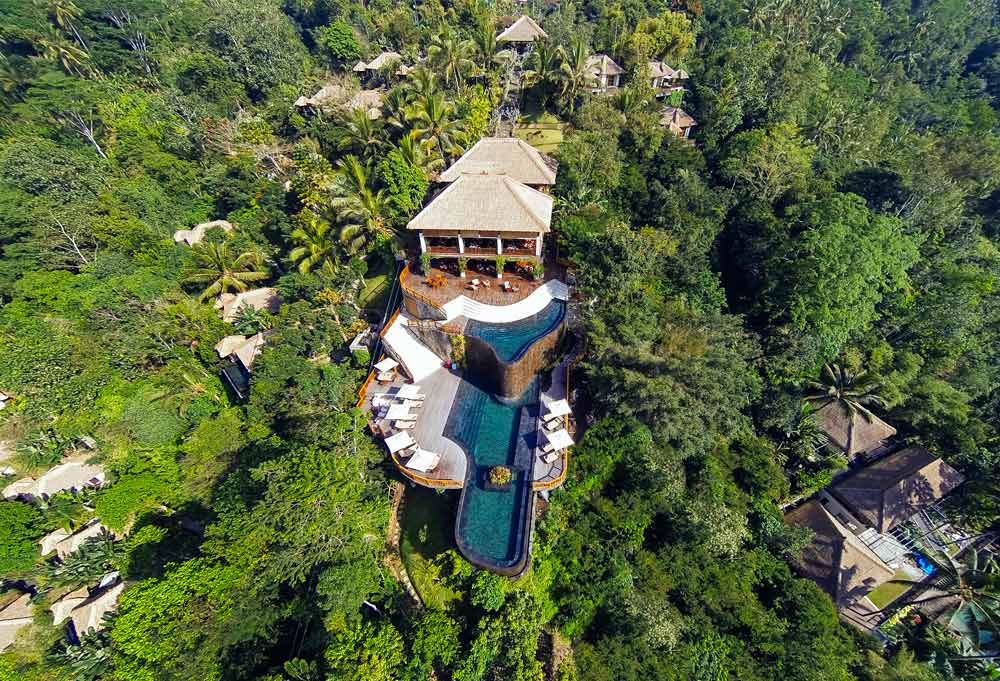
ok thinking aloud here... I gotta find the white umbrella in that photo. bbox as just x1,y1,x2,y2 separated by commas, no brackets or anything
544,399,571,420
384,431,415,454
544,429,574,450
374,357,400,373
395,384,422,399
406,448,441,473
385,404,413,421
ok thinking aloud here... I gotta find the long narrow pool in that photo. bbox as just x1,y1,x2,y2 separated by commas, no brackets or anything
445,378,538,572
465,299,566,362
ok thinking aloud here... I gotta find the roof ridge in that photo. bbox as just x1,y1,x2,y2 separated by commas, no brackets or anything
503,176,549,231
514,138,557,182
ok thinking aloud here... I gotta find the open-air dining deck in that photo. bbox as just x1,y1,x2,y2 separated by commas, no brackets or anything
421,236,542,259
402,259,559,308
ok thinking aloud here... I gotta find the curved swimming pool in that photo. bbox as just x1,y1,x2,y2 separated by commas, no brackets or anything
446,378,538,572
465,299,566,362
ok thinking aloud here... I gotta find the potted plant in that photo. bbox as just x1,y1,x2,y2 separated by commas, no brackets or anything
458,257,468,278
487,465,513,489
420,252,431,275
494,255,507,279
532,260,544,280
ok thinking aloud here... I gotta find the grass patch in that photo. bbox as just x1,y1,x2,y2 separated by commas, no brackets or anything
399,486,461,609
359,257,393,311
514,125,564,153
867,570,914,609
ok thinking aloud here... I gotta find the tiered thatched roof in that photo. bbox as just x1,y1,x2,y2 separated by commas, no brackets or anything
439,138,557,186
814,400,896,457
660,106,697,135
648,61,689,81
831,447,965,533
214,331,271,370
0,594,34,651
407,172,553,234
497,15,547,43
214,288,281,323
587,54,624,78
784,500,894,608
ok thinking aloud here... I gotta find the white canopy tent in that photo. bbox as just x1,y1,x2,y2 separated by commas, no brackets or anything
374,357,400,373
544,428,574,451
384,431,415,454
543,399,571,421
406,448,441,473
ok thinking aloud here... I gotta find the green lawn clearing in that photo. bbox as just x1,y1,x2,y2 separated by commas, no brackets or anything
514,126,564,153
399,485,461,609
515,108,567,153
867,570,913,609
359,257,393,311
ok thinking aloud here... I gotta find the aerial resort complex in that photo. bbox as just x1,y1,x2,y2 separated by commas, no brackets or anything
359,136,575,575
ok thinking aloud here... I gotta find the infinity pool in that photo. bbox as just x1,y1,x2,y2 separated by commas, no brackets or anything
466,299,566,362
446,378,538,570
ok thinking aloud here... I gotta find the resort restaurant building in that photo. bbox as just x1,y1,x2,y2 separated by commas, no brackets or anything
408,137,556,260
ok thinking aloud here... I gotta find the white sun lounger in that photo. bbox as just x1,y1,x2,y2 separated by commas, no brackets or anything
543,399,572,421
394,420,416,430
385,403,413,421
544,428,574,451
384,431,416,455
374,357,400,373
395,384,423,400
406,448,441,473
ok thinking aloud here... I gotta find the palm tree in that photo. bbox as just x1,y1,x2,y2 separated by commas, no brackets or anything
406,92,466,164
37,29,91,77
49,0,88,52
333,155,395,255
381,88,409,132
803,363,888,456
183,243,268,301
472,19,498,68
523,40,562,96
557,39,594,114
427,32,476,92
289,214,340,274
333,108,385,161
401,65,440,102
398,131,443,173
880,549,1000,656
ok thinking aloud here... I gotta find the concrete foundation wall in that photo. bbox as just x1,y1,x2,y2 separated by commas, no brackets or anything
402,292,447,321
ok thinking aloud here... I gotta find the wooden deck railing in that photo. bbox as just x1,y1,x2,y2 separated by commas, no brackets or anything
355,368,378,409
399,264,442,309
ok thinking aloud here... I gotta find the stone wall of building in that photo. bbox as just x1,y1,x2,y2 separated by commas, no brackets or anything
464,320,566,399
406,323,452,363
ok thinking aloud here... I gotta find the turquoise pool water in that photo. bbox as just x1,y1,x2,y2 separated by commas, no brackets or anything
466,299,566,362
446,378,537,568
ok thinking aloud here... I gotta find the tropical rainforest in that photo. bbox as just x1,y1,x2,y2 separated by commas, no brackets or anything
1,0,1000,680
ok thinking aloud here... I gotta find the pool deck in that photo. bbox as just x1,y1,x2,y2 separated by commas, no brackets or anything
366,276,575,491
365,363,570,490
